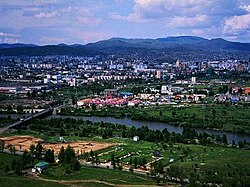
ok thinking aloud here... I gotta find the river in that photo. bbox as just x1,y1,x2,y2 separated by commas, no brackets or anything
1,113,249,144
0,113,30,119
46,114,250,144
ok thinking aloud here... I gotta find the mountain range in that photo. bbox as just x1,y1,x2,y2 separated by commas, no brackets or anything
0,36,250,56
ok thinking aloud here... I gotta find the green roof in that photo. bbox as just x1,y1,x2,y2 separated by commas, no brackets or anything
35,161,49,167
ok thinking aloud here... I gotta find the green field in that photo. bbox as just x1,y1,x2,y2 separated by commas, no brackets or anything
170,144,250,185
40,138,250,186
42,165,156,185
0,177,68,187
1,129,250,186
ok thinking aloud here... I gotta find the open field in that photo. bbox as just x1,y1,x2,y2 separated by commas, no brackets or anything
42,165,156,185
0,152,158,187
1,132,250,186
0,177,68,187
41,138,250,185
43,141,115,155
0,135,43,151
97,140,154,165
0,135,115,155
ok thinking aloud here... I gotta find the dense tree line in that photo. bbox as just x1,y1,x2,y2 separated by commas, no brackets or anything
58,145,81,173
26,117,239,147
61,104,250,135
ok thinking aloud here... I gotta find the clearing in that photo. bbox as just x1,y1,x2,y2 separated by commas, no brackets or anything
0,135,115,155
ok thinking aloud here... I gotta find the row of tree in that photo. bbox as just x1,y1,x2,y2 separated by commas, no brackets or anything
28,118,244,148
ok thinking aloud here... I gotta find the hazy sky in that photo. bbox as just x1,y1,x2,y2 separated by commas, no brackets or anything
0,0,250,45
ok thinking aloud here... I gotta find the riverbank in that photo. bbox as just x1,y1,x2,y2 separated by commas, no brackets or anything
46,114,250,144
59,104,250,135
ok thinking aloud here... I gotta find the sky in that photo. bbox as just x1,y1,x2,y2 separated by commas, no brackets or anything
0,0,250,45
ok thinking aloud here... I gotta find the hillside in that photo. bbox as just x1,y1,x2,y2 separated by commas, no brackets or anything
0,36,250,57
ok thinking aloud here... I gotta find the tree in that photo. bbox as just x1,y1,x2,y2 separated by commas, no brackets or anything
222,134,228,144
8,145,15,154
21,150,32,168
60,128,66,136
58,146,65,163
64,145,76,164
0,139,4,152
133,157,138,168
90,150,94,159
118,165,123,171
11,159,16,171
153,161,164,174
232,140,235,147
71,157,81,171
64,164,71,173
95,155,100,165
35,143,43,159
141,157,147,168
110,153,116,169
44,149,55,163
59,145,80,172
238,141,244,148
29,144,36,163
17,105,23,114
129,157,133,165
4,165,10,172
72,97,77,105
15,163,21,175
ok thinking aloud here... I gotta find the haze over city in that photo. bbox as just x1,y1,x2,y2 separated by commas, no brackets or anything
0,0,250,45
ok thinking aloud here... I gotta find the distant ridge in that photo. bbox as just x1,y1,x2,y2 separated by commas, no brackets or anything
0,43,38,49
0,36,250,56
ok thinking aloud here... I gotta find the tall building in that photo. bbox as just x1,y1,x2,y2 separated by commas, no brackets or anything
191,77,197,84
161,85,167,94
176,59,180,69
156,71,161,79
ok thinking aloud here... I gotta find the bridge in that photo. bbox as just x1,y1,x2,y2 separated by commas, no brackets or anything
0,108,53,133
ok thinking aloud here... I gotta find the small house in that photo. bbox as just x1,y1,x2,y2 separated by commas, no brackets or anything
133,136,139,142
32,161,49,174
153,150,161,157
169,158,175,163
59,136,64,142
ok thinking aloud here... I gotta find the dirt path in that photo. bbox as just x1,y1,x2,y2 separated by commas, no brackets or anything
146,157,164,167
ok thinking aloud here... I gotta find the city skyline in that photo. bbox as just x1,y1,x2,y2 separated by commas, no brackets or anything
0,0,250,45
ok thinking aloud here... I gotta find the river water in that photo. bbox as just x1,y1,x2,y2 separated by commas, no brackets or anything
46,115,250,144
1,113,249,144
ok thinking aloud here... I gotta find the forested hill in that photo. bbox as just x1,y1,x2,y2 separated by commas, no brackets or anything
0,36,250,58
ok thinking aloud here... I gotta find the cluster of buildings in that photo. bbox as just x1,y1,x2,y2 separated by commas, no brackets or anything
0,55,249,87
0,85,46,94
0,55,249,107
215,87,250,103
76,79,250,108
77,95,141,108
